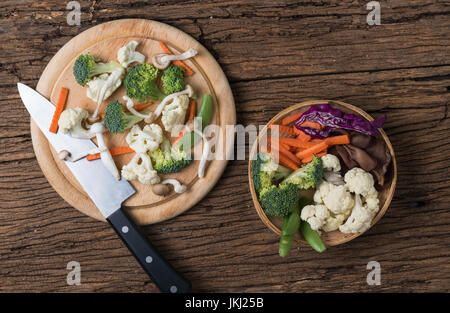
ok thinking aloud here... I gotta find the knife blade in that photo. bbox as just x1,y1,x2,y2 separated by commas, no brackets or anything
18,83,191,293
17,83,135,217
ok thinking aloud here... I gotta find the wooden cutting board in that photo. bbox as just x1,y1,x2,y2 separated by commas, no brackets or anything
32,19,236,225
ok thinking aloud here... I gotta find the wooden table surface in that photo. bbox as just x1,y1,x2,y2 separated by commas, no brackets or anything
1,0,449,293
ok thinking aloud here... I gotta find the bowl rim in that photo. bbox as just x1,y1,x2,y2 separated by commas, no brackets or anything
248,99,397,247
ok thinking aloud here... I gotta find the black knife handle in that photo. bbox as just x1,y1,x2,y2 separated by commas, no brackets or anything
107,208,191,293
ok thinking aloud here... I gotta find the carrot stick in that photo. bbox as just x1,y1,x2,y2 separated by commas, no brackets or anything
270,138,291,152
299,121,325,130
159,41,195,76
172,129,186,144
87,147,135,161
49,87,69,133
272,145,301,166
280,143,291,151
324,135,350,146
268,124,296,136
301,150,328,163
295,142,328,160
281,112,302,126
294,128,311,142
277,153,300,171
293,127,310,140
260,145,272,155
297,133,311,142
128,101,152,112
270,137,315,149
188,100,196,121
260,145,298,170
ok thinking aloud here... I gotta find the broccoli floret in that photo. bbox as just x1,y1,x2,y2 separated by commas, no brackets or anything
259,183,300,217
281,155,323,190
251,153,292,195
161,65,186,95
73,53,123,86
103,100,144,134
149,138,192,174
124,63,165,102
252,153,297,216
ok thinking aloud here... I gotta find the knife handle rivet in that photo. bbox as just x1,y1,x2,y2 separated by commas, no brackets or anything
145,256,153,264
170,285,178,293
121,226,129,233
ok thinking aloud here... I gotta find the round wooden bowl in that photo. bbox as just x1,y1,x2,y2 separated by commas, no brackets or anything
248,100,397,247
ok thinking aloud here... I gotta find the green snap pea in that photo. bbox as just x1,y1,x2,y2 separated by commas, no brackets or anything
177,94,213,150
279,208,301,257
300,221,326,253
196,94,213,127
278,197,310,257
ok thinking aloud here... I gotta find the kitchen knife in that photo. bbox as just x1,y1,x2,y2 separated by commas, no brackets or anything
17,83,191,293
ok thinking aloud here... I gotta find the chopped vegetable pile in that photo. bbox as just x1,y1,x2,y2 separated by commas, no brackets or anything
254,102,391,256
53,40,209,197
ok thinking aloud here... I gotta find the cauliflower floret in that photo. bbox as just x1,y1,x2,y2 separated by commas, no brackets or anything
300,204,330,231
121,153,160,185
365,193,380,215
322,213,348,232
339,194,374,234
345,167,379,213
337,168,381,233
117,41,145,68
58,107,95,139
305,166,381,234
344,167,377,197
126,124,163,153
161,95,189,132
58,107,88,134
86,72,123,103
321,154,341,172
314,181,354,215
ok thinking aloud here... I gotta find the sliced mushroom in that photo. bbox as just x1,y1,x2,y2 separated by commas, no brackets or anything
58,150,71,161
91,122,120,180
161,179,187,194
193,128,210,179
123,95,151,119
152,48,198,70
58,146,107,162
152,184,170,196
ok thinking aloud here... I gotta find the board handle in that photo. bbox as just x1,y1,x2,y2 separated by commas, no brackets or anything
107,208,191,293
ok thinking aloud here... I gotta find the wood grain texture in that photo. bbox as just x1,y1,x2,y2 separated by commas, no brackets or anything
0,0,449,292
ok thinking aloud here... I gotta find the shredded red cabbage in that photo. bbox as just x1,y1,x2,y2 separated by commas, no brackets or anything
294,103,386,138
